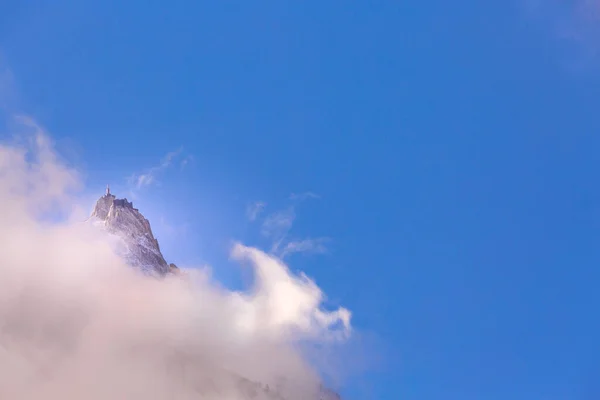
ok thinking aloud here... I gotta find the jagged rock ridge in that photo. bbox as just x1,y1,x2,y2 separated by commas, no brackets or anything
89,186,179,276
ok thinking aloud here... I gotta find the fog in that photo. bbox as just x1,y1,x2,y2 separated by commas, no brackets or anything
0,122,351,399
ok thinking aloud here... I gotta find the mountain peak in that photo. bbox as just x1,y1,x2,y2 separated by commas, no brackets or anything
90,189,177,276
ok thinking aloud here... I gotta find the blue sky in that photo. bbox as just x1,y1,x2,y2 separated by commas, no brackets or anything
1,1,600,398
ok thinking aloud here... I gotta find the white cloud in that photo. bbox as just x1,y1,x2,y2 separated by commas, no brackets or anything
0,117,352,399
231,243,351,341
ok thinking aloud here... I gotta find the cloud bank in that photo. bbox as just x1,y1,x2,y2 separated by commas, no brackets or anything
0,120,351,399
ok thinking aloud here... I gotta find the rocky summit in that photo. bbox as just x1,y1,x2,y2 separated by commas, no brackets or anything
89,185,179,276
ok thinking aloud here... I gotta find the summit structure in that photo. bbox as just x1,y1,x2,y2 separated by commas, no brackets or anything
90,187,178,276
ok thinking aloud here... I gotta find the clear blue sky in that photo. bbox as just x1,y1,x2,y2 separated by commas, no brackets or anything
1,1,600,399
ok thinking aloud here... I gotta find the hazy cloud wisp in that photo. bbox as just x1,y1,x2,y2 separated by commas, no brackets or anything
279,238,330,259
257,197,330,260
129,146,186,190
247,201,267,222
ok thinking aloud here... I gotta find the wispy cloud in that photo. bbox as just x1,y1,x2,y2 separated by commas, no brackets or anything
279,238,330,259
261,207,296,253
255,192,330,259
246,201,266,222
290,191,320,201
128,147,188,190
261,208,295,236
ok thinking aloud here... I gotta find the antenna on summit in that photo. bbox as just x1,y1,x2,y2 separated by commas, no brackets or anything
106,184,110,196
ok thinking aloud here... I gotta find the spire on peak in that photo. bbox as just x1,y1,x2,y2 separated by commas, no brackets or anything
106,184,110,196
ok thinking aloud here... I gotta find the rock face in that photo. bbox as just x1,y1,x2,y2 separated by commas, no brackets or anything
89,186,178,276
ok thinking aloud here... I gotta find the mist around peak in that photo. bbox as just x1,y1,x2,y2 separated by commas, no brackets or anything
0,122,352,399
